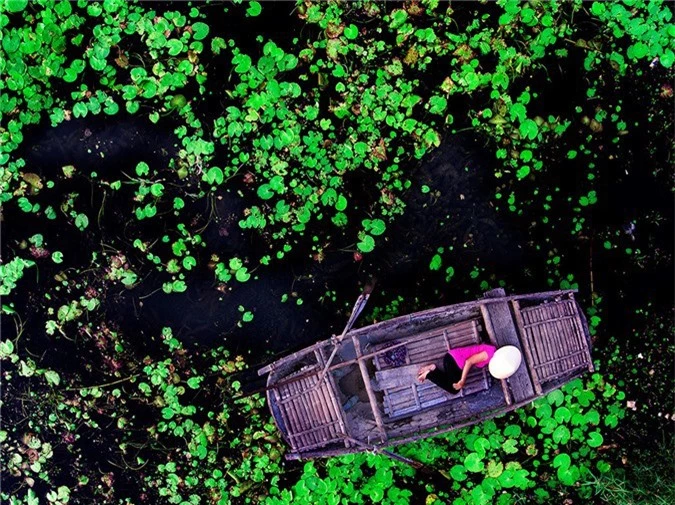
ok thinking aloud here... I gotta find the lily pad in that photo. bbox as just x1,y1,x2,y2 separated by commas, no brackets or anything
464,452,484,472
192,22,209,41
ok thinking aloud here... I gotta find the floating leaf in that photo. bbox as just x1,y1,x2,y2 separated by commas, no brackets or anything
368,219,386,236
357,234,375,253
335,195,348,211
587,431,603,448
553,453,570,469
486,460,504,478
519,119,539,140
233,53,251,73
246,1,262,17
450,464,467,481
75,214,89,230
192,22,209,41
187,377,202,389
205,166,224,185
136,161,150,177
257,184,274,200
464,452,484,472
4,0,28,13
552,425,570,444
343,24,358,40
44,370,60,386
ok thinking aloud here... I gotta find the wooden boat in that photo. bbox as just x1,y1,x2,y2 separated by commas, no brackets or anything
258,289,593,460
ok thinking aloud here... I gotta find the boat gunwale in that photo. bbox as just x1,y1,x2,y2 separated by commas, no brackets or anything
258,290,577,377
260,289,588,460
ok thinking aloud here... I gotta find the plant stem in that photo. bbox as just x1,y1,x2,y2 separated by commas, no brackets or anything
63,374,140,392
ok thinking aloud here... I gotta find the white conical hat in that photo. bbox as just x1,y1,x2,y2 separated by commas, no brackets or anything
489,345,522,379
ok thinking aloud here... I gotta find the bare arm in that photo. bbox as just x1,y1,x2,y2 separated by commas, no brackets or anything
453,351,488,390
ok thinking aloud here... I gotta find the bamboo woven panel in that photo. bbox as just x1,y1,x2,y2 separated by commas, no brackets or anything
519,300,591,384
273,367,347,452
373,319,490,419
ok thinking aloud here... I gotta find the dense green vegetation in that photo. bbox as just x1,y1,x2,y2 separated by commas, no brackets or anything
1,0,673,504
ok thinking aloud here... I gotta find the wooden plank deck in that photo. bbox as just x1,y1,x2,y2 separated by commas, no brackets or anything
517,298,593,387
273,364,348,452
372,319,491,419
482,289,536,403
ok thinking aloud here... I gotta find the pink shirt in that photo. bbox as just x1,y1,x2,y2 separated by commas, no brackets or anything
449,344,496,369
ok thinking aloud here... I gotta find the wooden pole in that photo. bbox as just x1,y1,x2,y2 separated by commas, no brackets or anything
341,436,424,470
315,287,372,386
352,334,387,442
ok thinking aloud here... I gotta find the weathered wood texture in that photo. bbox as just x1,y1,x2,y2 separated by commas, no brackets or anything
483,289,536,403
480,304,512,405
284,372,584,460
259,290,576,376
272,364,348,452
372,319,490,419
352,335,387,441
517,298,594,386
264,290,592,460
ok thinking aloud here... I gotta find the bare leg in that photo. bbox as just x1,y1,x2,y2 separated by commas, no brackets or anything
417,364,436,382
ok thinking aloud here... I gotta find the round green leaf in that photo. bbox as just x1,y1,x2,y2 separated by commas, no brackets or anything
450,464,467,481
519,119,539,140
4,0,28,13
552,425,570,445
136,161,150,177
335,195,347,211
357,234,375,253
368,218,386,236
167,39,184,56
235,268,250,282
344,24,358,40
487,460,504,478
552,453,570,469
192,22,209,41
464,452,484,473
557,463,580,486
587,431,603,448
257,184,274,200
246,1,262,17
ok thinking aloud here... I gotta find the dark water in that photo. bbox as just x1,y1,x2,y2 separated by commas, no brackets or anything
7,111,525,357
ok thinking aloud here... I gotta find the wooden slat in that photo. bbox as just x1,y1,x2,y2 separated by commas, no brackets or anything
533,350,587,369
376,318,493,418
352,335,387,441
566,294,595,372
480,304,512,406
279,383,309,449
287,375,320,447
273,357,352,452
483,290,535,403
554,303,580,373
523,314,576,328
287,417,337,440
315,349,350,448
517,298,593,387
273,388,298,451
524,306,556,380
511,300,543,395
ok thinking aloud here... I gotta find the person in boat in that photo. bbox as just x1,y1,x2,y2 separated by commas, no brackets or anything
417,344,521,394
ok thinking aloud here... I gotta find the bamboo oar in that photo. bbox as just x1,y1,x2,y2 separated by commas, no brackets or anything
238,283,376,398
314,282,375,387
